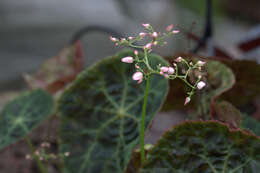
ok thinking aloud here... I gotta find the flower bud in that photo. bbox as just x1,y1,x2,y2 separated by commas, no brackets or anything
109,36,117,42
168,67,175,74
142,23,150,29
172,30,180,34
132,72,143,84
134,50,138,56
175,57,182,62
197,61,206,66
197,81,206,90
121,56,134,63
160,66,169,73
128,36,134,40
144,43,152,49
152,32,158,38
139,32,146,38
166,24,174,32
184,97,191,105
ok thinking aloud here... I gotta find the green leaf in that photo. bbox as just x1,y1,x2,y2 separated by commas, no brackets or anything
242,114,260,136
0,89,54,149
141,120,260,173
58,50,169,173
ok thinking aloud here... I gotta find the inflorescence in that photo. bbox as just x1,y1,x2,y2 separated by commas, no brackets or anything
110,23,206,105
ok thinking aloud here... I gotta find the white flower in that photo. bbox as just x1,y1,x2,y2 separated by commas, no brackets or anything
197,81,206,90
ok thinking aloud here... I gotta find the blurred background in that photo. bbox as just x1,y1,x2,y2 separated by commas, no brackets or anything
1,0,259,91
0,0,259,172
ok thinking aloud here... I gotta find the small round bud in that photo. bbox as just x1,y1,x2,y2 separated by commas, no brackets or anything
197,61,206,66
168,67,175,74
197,81,206,90
142,23,150,29
109,36,117,42
152,32,158,38
134,50,138,56
144,43,152,49
172,30,180,34
132,72,143,84
139,32,146,38
175,57,182,62
128,36,134,40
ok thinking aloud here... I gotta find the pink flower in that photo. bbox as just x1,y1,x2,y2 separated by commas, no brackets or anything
197,61,206,66
172,30,180,34
132,72,143,83
168,67,175,74
134,50,138,56
184,97,191,105
175,57,182,62
152,32,158,38
139,32,146,38
144,43,153,49
160,66,169,73
197,81,206,90
142,23,150,29
110,36,117,42
121,56,134,63
166,24,174,32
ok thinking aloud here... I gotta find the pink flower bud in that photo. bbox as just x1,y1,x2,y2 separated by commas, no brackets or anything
160,71,164,75
132,72,143,83
166,24,174,32
110,36,117,42
197,81,206,90
168,67,175,74
142,23,150,29
184,97,191,105
134,50,138,56
175,57,182,62
197,61,206,66
144,43,152,49
152,32,158,38
135,64,140,69
139,32,146,38
121,56,134,63
160,66,169,73
128,36,134,40
172,30,180,34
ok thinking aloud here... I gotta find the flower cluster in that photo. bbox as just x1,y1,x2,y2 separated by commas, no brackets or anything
110,23,206,105
25,141,70,161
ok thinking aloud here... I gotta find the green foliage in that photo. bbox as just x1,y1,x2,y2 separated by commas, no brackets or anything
0,89,54,149
141,121,260,173
58,50,169,173
242,114,260,136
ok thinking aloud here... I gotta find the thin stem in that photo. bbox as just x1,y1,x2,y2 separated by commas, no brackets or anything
140,75,151,164
25,136,48,173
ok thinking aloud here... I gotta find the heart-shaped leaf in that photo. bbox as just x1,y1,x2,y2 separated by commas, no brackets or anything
0,89,54,149
58,50,169,173
141,120,260,173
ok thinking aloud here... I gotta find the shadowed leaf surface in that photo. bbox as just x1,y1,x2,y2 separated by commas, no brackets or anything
215,101,242,128
0,89,54,149
242,114,260,136
141,121,260,173
58,50,169,173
